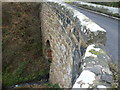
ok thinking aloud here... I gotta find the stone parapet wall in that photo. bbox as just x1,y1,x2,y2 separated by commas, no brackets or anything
41,2,81,88
73,44,113,88
40,2,112,88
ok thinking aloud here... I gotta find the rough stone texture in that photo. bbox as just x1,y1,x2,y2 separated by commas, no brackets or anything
41,2,82,88
59,2,106,45
73,44,113,88
39,2,112,88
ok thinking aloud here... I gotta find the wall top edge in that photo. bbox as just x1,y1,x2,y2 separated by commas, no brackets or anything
49,2,106,32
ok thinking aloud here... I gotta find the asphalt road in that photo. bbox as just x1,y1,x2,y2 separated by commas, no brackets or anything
68,4,119,64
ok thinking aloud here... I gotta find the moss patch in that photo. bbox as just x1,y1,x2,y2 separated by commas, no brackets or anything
89,49,106,56
89,49,99,55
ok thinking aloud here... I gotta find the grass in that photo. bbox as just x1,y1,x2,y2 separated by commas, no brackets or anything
90,2,119,8
14,82,61,88
3,65,49,86
2,2,50,87
44,83,61,88
67,2,120,18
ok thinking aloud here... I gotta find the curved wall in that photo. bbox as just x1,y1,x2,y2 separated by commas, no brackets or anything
40,2,112,88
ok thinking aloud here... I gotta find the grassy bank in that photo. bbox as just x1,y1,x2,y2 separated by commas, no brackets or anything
2,2,50,87
90,2,120,8
67,2,120,18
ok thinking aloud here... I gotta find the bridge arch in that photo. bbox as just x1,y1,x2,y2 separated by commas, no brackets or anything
41,2,112,88
46,40,52,63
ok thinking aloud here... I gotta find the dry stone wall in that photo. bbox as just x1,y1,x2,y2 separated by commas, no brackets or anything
41,2,82,88
73,44,113,88
40,2,112,88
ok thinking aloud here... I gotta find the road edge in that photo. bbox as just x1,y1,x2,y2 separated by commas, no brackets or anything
71,4,120,21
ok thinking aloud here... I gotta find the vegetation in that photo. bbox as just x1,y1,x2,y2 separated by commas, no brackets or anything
2,2,50,87
14,83,61,88
89,49,106,56
67,2,120,18
65,0,120,8
90,2,120,8
44,83,61,88
89,49,99,55
108,62,120,88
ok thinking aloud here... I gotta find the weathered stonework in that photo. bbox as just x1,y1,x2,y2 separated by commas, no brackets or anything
73,44,113,88
40,2,112,88
41,2,82,88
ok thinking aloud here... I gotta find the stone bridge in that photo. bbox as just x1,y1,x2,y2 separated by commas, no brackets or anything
40,2,113,88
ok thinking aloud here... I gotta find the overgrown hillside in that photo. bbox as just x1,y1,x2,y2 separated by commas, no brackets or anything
2,2,50,87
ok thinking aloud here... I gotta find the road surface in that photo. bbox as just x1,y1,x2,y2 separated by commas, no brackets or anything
68,4,119,64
